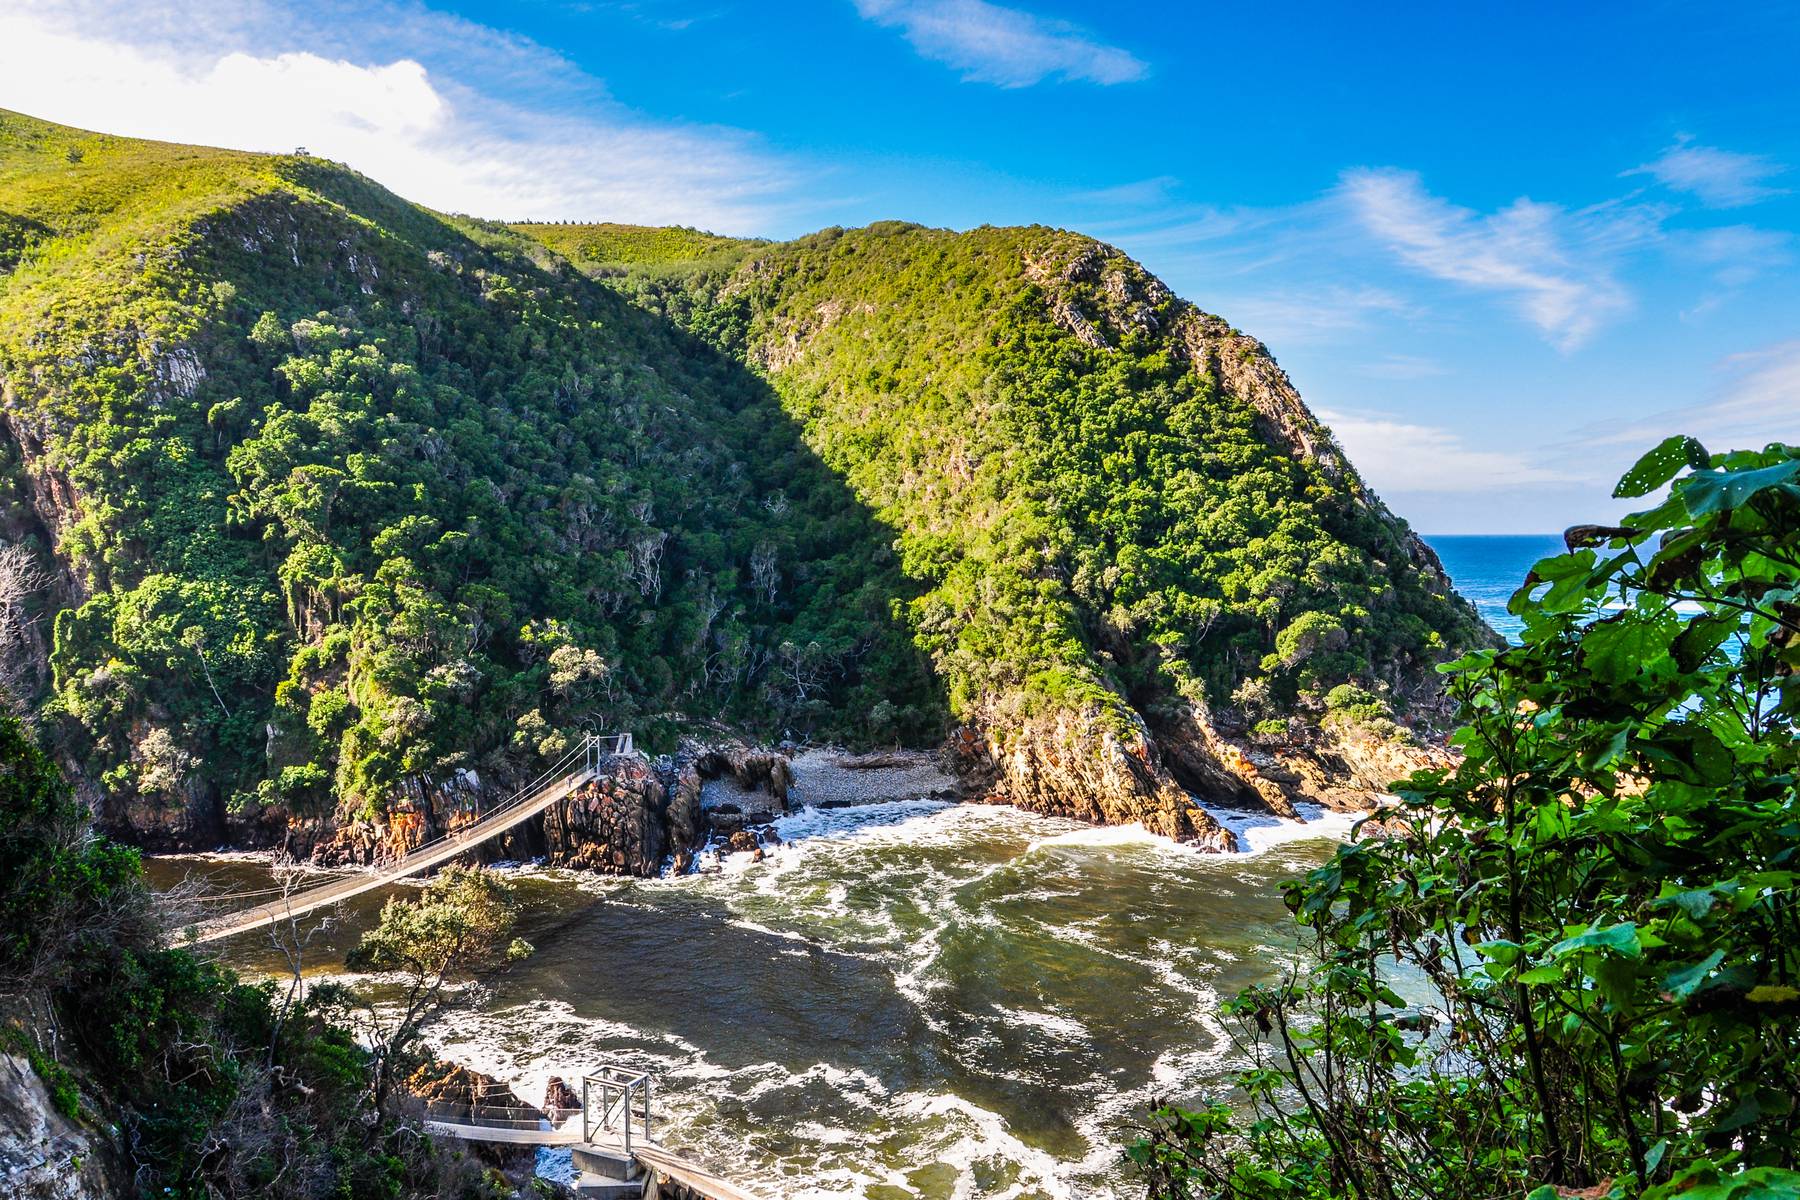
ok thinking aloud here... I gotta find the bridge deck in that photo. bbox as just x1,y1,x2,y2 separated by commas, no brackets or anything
429,1119,760,1199
424,1119,586,1145
186,766,597,943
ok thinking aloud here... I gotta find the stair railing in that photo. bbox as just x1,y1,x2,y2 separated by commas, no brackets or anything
581,1063,653,1156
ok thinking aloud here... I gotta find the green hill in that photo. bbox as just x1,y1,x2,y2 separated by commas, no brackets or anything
521,219,1486,839
0,108,1482,854
0,109,938,850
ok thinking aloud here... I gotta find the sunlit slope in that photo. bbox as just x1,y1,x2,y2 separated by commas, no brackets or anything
527,219,1486,835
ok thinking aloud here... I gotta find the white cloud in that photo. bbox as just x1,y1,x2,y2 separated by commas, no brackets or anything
854,0,1147,87
1577,339,1800,454
1676,224,1793,288
1317,408,1569,494
1626,135,1787,208
1338,168,1658,351
1208,285,1421,347
0,1,804,232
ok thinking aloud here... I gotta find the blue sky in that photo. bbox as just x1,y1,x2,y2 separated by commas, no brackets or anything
3,0,1797,532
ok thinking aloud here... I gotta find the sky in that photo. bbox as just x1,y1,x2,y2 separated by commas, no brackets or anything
2,0,1797,533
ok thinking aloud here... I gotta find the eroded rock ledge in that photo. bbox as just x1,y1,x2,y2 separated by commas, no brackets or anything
956,700,1450,853
108,713,1443,870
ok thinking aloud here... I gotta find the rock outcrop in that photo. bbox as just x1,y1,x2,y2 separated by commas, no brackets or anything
0,1054,125,1200
961,705,1239,852
402,1061,538,1171
541,756,672,876
405,1060,539,1114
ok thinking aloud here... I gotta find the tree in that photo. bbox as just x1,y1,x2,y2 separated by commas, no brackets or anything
0,711,144,995
0,542,51,708
328,866,532,1107
1131,438,1800,1200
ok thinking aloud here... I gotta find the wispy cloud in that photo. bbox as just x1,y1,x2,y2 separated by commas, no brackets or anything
1070,175,1179,207
1317,408,1570,494
1339,168,1661,351
1676,224,1793,288
1354,354,1450,381
853,0,1147,87
0,0,806,233
1625,135,1788,208
1574,339,1800,454
1207,285,1422,348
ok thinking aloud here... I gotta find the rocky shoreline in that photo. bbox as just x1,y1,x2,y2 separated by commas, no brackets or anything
101,709,1447,872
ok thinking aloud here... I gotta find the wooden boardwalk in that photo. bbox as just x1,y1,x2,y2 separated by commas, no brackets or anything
425,1104,766,1199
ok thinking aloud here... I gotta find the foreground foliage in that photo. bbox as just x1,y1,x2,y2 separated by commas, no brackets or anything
329,865,532,1109
1131,439,1800,1199
0,712,524,1199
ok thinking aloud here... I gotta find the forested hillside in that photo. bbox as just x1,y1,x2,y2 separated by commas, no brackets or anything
521,219,1486,841
0,108,1482,856
0,110,937,852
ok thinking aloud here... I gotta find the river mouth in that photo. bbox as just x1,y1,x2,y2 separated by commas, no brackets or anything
150,799,1351,1198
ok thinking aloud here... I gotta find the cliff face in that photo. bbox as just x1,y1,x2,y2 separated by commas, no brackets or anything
962,703,1238,850
536,221,1487,840
0,1054,127,1200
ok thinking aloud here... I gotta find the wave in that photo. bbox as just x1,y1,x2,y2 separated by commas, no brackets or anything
1207,802,1361,856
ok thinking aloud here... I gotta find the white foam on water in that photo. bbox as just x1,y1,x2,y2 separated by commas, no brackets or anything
767,797,958,848
889,1091,1077,1200
1206,802,1361,856
1024,821,1172,853
990,1004,1090,1043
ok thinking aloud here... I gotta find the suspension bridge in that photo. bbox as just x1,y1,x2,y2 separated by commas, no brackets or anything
182,737,767,1194
185,733,638,944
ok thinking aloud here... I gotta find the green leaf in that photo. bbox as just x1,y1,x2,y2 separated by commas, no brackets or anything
1672,613,1740,673
1551,922,1642,959
1664,951,1725,1000
1615,434,1709,498
1472,938,1525,965
1668,887,1719,919
1680,457,1800,516
1580,611,1676,684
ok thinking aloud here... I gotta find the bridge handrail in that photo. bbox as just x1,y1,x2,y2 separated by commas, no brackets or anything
422,1099,579,1131
189,733,633,940
582,1063,652,1157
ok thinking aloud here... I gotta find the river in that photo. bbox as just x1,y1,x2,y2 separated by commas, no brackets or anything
150,803,1350,1198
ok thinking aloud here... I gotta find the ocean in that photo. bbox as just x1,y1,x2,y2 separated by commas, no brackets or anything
1424,533,1567,642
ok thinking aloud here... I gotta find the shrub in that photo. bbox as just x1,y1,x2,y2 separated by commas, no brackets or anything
1131,439,1800,1199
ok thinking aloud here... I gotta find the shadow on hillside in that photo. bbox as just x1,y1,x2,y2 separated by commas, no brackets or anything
249,162,950,751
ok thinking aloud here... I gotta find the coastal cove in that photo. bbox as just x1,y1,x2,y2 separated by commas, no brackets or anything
143,539,1545,1198
2,5,1793,1193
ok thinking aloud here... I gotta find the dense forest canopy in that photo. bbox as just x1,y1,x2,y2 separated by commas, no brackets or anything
0,111,938,842
522,218,1486,832
0,108,1478,846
